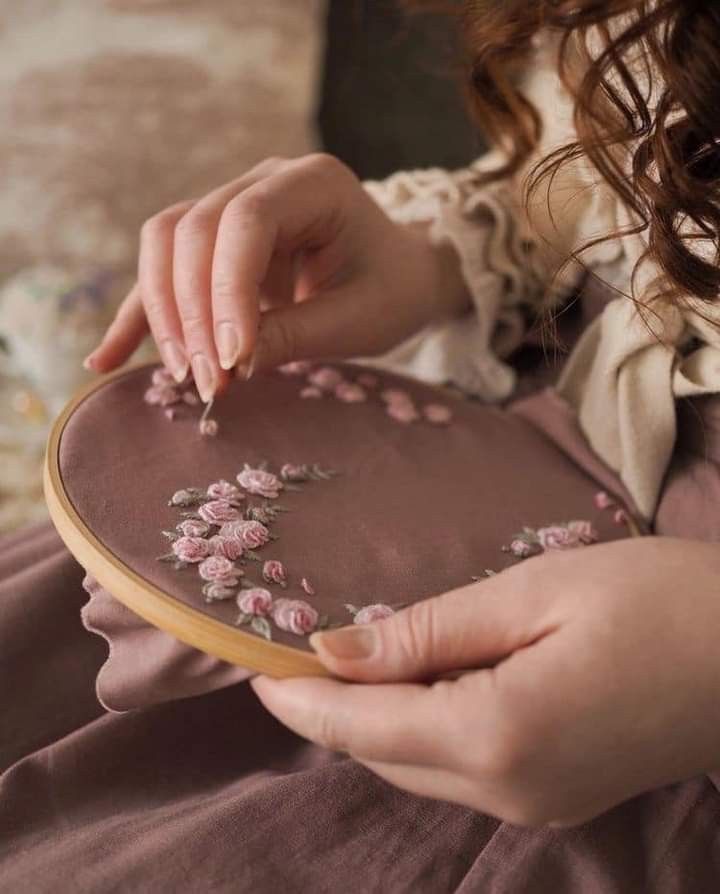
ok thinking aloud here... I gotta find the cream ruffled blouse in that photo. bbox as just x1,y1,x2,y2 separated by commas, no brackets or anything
363,31,720,523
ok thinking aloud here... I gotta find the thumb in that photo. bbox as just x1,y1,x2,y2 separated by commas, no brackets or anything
309,574,555,684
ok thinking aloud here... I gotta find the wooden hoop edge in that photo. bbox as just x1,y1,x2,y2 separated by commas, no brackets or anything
43,365,329,679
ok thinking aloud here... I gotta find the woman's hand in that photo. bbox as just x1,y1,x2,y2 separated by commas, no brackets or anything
252,537,720,826
85,154,469,401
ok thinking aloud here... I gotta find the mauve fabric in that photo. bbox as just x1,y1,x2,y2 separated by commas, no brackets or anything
67,362,631,712
2,526,720,892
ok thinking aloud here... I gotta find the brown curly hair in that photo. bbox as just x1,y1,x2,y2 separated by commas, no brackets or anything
404,1,720,308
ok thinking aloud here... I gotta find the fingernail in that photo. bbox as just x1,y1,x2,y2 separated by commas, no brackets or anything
83,353,96,371
191,353,216,402
310,627,377,661
215,322,239,371
159,339,189,383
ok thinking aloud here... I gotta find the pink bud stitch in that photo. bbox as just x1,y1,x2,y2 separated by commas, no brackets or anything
279,360,313,376
356,373,379,389
334,382,367,403
300,577,315,596
199,418,218,438
307,367,345,391
386,401,420,424
594,490,615,510
263,560,287,587
613,509,629,526
300,386,323,400
352,603,395,625
423,403,452,425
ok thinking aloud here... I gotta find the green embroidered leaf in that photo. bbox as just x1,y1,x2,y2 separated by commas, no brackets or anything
161,530,179,541
250,616,272,641
235,611,251,627
344,603,359,615
244,551,261,563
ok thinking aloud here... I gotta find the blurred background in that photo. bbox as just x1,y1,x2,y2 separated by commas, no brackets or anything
0,0,480,532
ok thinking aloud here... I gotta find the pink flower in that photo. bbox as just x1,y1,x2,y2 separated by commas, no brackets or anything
594,491,615,510
423,403,452,425
272,598,319,635
300,386,323,400
198,555,238,582
206,480,244,504
280,463,310,482
537,525,582,550
308,367,344,391
509,539,535,558
220,519,271,550
263,560,287,587
300,577,315,596
164,407,177,421
334,382,367,403
356,373,379,389
144,385,180,406
237,587,274,616
208,535,245,562
237,465,283,499
380,388,412,405
386,402,420,424
353,603,395,625
199,419,218,437
152,367,176,387
172,536,211,563
568,520,599,544
203,582,237,602
177,519,210,538
279,360,312,376
198,499,241,525
614,509,629,526
182,390,200,406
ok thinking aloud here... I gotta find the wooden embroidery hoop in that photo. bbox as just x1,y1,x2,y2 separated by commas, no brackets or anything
43,366,329,679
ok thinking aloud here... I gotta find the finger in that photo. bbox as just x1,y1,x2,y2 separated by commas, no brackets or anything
308,568,560,684
84,284,148,372
138,200,195,383
172,168,285,393
250,675,460,767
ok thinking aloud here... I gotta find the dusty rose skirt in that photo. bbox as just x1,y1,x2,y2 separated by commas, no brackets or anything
3,383,720,891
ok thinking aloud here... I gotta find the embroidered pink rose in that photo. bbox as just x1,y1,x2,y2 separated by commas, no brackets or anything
144,384,180,407
208,535,245,562
423,403,452,425
386,401,420,424
177,519,210,538
537,525,582,550
272,598,319,635
172,536,211,563
198,499,241,525
237,587,274,616
279,360,312,376
198,555,238,582
353,603,395,624
356,373,379,389
262,560,287,587
237,465,283,499
334,382,367,403
594,491,615,510
300,386,323,399
220,519,271,550
380,388,412,405
568,520,598,544
199,419,218,438
509,539,535,558
206,480,244,504
152,367,176,387
307,367,344,391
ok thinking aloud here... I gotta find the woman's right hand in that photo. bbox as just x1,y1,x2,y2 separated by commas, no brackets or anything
85,154,470,401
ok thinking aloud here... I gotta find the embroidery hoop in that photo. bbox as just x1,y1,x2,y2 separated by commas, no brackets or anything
44,365,329,679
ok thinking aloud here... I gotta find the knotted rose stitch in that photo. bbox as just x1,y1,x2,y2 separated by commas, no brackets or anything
237,465,283,499
272,598,319,635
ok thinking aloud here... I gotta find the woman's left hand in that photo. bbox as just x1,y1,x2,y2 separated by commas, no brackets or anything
252,536,720,827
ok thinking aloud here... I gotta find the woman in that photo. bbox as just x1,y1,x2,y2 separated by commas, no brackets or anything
4,1,720,889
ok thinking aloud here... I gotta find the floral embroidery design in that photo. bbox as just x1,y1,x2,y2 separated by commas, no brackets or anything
502,520,599,558
285,362,454,427
344,603,395,625
144,366,219,436
158,462,338,641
